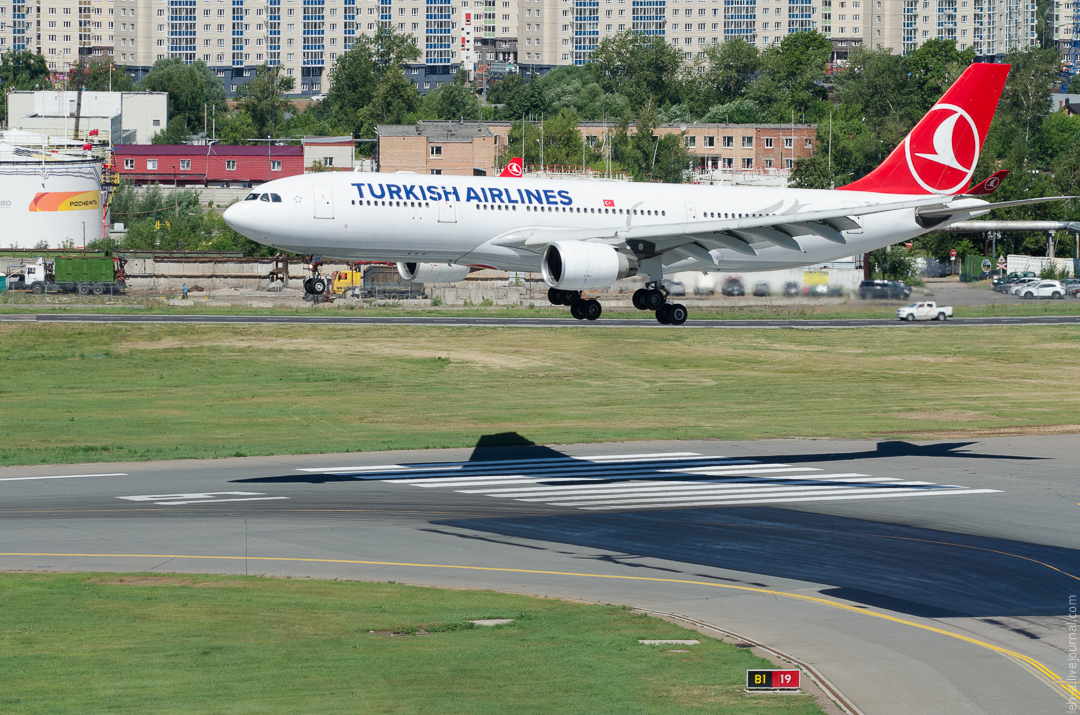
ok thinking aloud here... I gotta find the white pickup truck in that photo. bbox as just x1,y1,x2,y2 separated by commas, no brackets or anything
897,301,953,321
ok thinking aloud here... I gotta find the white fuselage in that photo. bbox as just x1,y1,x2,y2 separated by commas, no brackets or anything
223,171,976,276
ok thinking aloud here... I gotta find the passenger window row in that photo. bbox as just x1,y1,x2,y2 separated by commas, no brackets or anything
523,206,667,217
350,200,432,208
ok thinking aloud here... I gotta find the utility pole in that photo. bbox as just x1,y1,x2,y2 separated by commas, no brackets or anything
173,166,178,219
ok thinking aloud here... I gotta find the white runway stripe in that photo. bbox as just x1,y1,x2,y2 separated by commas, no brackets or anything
458,475,894,498
404,477,606,488
0,472,128,482
579,488,1003,510
548,483,937,507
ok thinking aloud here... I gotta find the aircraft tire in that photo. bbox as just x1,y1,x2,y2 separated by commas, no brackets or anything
632,289,648,310
644,289,666,310
583,299,602,321
570,300,586,320
667,303,688,325
655,304,672,325
548,288,562,305
312,278,327,295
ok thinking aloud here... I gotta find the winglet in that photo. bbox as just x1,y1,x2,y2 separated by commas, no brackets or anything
840,63,1010,195
499,158,524,178
965,170,1009,196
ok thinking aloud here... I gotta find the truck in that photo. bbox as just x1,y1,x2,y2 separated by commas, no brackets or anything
9,255,127,295
896,301,953,321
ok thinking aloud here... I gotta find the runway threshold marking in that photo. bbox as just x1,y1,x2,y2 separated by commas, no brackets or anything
0,473,128,482
0,550,1074,703
117,492,289,506
334,453,1000,511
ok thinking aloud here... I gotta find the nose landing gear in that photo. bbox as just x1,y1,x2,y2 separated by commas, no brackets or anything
633,283,688,325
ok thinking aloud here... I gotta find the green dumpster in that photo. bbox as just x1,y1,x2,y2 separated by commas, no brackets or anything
0,275,6,293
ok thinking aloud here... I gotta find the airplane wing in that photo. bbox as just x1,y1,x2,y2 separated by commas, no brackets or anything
491,194,954,258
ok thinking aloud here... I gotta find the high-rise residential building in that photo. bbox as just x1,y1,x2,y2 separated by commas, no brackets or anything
1052,0,1077,70
0,0,114,72
0,0,1037,100
851,0,1036,61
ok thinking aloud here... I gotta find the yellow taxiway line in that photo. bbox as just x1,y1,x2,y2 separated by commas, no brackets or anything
1,550,1076,703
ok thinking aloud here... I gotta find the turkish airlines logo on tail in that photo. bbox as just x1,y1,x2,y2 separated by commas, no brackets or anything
499,158,524,178
904,103,980,195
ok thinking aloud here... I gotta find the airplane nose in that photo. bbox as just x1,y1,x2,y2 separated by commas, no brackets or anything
222,201,246,233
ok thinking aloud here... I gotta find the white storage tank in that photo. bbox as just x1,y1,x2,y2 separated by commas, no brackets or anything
0,135,104,249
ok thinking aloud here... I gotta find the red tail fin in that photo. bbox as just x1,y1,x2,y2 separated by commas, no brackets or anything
840,63,1010,195
965,169,1008,196
499,157,524,178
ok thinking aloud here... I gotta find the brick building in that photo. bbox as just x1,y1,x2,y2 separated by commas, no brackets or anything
114,144,304,186
381,121,815,178
377,122,500,177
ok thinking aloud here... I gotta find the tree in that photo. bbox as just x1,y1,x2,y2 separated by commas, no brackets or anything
750,32,832,121
588,31,684,107
610,109,693,183
687,39,760,116
0,51,51,123
237,64,295,138
326,26,422,138
354,70,422,138
421,82,481,121
215,111,257,145
151,115,191,144
68,60,135,92
139,58,228,136
870,246,917,280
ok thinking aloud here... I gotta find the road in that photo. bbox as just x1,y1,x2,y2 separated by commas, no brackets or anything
1,436,1077,714
2,311,1079,328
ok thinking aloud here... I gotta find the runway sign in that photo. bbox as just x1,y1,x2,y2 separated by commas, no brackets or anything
746,669,800,691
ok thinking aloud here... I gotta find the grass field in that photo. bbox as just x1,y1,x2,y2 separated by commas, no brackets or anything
0,572,824,715
1,322,1078,467
3,297,1080,321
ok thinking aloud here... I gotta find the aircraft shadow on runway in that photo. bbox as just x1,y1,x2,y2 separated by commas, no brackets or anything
441,508,1080,619
233,433,1040,486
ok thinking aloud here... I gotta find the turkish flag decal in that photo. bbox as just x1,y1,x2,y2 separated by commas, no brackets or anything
603,199,614,207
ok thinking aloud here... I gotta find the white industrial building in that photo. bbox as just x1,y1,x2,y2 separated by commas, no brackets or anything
5,91,168,145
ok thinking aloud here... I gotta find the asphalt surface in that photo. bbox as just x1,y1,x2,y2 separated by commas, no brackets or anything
1,436,1077,714
2,312,1080,329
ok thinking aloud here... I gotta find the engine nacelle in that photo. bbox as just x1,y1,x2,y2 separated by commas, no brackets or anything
397,262,471,283
541,241,638,291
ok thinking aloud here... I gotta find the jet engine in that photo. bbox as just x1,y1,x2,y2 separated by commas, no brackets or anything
397,262,471,283
541,241,638,291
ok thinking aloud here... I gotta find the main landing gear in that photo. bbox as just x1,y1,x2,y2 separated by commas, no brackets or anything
548,288,602,321
632,284,688,325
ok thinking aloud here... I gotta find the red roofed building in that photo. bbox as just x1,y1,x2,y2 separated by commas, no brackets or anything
114,145,305,186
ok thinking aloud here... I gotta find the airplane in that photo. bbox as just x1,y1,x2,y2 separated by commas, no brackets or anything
224,63,1068,325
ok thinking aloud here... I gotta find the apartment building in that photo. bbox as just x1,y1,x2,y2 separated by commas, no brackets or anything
0,0,114,71
1053,0,1076,69
0,0,1035,99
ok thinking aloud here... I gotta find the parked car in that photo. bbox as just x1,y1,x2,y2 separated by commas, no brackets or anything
977,270,1005,281
807,284,830,297
858,280,911,300
994,271,1036,292
782,281,800,296
721,277,745,296
1017,280,1065,299
753,281,771,297
897,301,953,321
1007,276,1041,294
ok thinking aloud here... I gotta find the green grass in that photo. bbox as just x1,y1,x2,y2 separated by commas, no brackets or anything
0,572,824,715
1,323,1079,466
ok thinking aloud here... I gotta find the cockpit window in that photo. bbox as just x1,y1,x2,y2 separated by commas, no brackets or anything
245,192,260,201
260,193,270,202
270,193,282,203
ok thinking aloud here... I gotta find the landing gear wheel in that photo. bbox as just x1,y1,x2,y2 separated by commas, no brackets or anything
667,303,688,325
548,287,563,305
311,277,327,295
644,289,666,310
655,304,672,325
78,284,90,295
303,277,314,294
632,288,648,311
582,299,602,321
570,300,586,320
92,284,105,296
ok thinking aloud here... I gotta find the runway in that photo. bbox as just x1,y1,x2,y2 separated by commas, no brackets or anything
1,436,1077,714
2,311,1080,329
